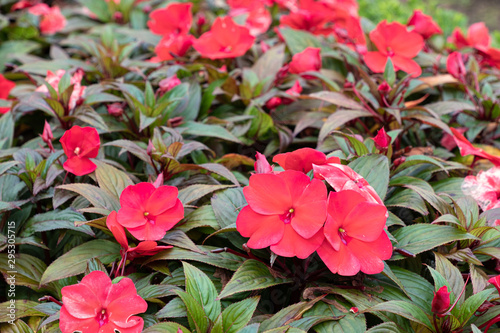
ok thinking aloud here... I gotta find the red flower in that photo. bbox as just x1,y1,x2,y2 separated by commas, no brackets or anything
285,80,302,97
29,4,66,35
11,0,39,11
117,183,184,241
431,286,451,317
372,127,391,151
0,74,15,114
193,16,255,59
316,190,391,276
313,163,384,205
266,96,283,109
489,275,500,295
364,21,424,77
448,22,490,52
236,170,327,258
60,126,100,176
106,211,171,274
254,152,273,174
59,271,147,333
451,127,500,166
407,10,442,39
154,34,194,61
148,2,193,36
446,52,467,80
273,148,340,174
289,47,322,75
441,127,466,151
332,15,367,53
159,74,182,93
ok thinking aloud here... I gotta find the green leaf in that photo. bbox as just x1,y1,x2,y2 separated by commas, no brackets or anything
211,188,248,248
364,301,433,330
435,253,465,304
252,44,286,81
178,184,234,205
105,139,150,163
170,82,201,121
365,322,403,333
309,91,364,110
57,183,121,212
218,260,293,299
0,300,46,323
318,109,373,143
21,208,94,237
178,205,219,233
145,245,245,271
0,113,14,149
383,58,396,86
198,163,239,186
222,297,260,333
425,101,475,116
280,27,322,54
385,188,428,215
0,161,19,177
260,302,318,332
0,254,46,291
72,105,109,131
174,290,209,333
391,224,478,260
94,161,133,199
181,121,242,143
156,297,187,319
332,131,369,156
289,316,339,331
183,262,221,322
40,239,120,286
456,289,493,324
349,154,389,200
142,321,191,333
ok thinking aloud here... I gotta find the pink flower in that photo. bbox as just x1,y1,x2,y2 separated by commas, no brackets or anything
117,183,184,241
364,21,424,77
29,4,66,35
407,10,442,39
193,16,255,60
313,163,384,205
317,190,391,276
36,69,86,110
59,271,147,333
462,167,500,212
41,120,54,151
60,126,100,176
236,170,327,258
228,1,271,37
289,47,322,75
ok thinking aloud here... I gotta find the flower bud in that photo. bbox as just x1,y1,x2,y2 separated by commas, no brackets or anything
147,140,155,156
489,275,500,295
266,97,282,109
159,75,181,93
41,120,55,152
107,103,123,117
431,286,451,317
378,81,391,94
372,127,391,151
254,152,272,174
168,116,184,128
447,52,467,80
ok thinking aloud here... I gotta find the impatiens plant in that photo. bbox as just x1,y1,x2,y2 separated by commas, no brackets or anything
3,0,500,332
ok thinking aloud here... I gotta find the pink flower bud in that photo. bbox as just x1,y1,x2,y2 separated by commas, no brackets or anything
197,14,206,27
431,286,451,317
147,140,155,156
112,11,123,23
168,116,184,128
159,75,181,93
107,103,123,117
489,275,500,295
372,127,391,151
260,41,270,53
377,81,391,94
254,152,272,174
42,120,53,142
349,307,358,314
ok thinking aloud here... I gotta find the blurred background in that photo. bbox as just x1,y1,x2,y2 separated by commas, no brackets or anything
358,0,500,45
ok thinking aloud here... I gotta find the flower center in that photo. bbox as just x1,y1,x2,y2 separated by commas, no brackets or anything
338,227,352,245
279,208,295,224
143,212,156,225
221,45,233,53
95,308,109,327
74,147,81,155
143,211,149,216
386,47,395,57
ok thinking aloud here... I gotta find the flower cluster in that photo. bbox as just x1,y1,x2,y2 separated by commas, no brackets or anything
237,148,392,276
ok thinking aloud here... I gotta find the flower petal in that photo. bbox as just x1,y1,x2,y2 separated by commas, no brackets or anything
61,284,101,319
347,232,393,274
271,224,324,259
145,185,179,215
59,306,99,333
244,173,292,215
317,240,360,276
106,211,128,250
364,52,388,73
245,214,285,249
63,156,97,176
343,202,387,242
391,55,422,77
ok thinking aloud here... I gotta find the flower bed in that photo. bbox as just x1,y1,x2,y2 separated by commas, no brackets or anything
1,0,500,332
